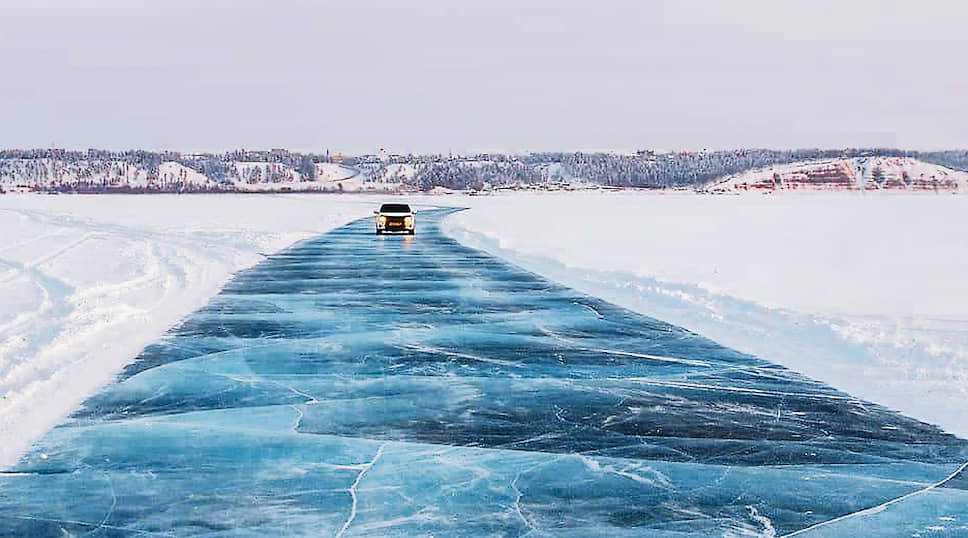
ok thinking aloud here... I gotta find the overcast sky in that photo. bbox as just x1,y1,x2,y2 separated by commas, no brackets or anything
1,0,965,154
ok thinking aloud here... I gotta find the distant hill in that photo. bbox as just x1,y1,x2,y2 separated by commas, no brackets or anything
706,157,968,193
1,148,966,193
0,151,360,193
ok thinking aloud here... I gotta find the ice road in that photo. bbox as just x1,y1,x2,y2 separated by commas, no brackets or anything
1,209,966,537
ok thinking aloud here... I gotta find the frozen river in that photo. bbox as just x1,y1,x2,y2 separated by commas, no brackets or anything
1,209,966,536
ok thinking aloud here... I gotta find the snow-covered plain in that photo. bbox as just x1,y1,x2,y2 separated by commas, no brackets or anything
2,191,967,469
0,194,379,467
444,192,968,439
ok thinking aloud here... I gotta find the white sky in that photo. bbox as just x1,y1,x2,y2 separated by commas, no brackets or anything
1,0,965,154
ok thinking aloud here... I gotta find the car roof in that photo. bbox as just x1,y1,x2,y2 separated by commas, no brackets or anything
379,203,412,212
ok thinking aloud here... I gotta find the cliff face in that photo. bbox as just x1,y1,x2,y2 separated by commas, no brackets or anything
709,157,968,193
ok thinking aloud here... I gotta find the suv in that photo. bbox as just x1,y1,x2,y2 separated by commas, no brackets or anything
375,203,415,235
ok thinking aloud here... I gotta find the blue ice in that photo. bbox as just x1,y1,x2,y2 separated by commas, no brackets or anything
1,209,966,536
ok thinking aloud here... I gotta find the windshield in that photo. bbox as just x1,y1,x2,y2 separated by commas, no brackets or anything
380,204,411,213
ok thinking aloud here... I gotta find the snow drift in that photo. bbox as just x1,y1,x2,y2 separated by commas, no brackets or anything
0,194,377,467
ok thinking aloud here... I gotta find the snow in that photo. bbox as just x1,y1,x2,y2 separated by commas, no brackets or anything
0,158,372,192
313,162,362,191
0,193,379,467
230,161,303,184
383,163,416,181
315,162,358,183
157,161,215,187
0,158,151,189
224,162,362,191
0,159,222,190
710,157,968,192
443,192,968,439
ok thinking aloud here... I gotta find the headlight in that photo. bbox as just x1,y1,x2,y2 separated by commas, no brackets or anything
404,216,414,227
378,215,387,226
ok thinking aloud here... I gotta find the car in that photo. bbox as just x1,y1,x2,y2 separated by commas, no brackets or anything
375,203,415,235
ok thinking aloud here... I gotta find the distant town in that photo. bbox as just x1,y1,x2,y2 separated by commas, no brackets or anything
2,147,967,194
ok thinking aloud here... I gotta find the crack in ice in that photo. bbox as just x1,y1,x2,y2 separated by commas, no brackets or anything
2,514,170,536
77,471,118,537
782,459,968,536
620,377,855,402
510,471,536,535
747,505,777,537
401,343,523,368
336,442,386,538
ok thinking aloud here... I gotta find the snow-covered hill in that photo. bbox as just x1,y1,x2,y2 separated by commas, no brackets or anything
229,161,303,184
157,162,215,188
0,158,366,193
708,157,968,193
314,162,357,182
313,162,361,191
0,159,225,192
1,158,148,190
383,163,416,182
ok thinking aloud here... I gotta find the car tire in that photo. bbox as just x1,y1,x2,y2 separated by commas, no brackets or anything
376,229,383,235
408,230,415,235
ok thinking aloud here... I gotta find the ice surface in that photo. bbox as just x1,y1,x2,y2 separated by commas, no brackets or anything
1,209,965,536
443,193,968,440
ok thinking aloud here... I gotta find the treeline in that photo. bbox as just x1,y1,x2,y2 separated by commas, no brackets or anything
1,148,169,172
45,183,229,194
376,148,913,189
919,151,968,172
409,162,542,191
554,148,913,187
0,148,327,183
0,147,957,192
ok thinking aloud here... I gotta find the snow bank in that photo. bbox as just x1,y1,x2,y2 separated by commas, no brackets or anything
443,192,968,438
0,193,381,467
